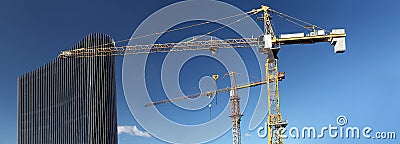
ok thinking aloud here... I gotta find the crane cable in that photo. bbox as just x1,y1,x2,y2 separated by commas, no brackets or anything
119,12,251,44
69,10,254,50
223,72,263,89
235,72,262,83
187,12,255,42
276,14,310,31
110,12,254,52
270,9,329,33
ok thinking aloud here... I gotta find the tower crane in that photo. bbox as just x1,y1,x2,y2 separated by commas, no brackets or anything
58,5,346,144
145,71,285,144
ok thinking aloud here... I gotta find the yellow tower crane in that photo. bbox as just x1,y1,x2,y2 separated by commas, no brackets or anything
58,5,346,144
145,71,285,144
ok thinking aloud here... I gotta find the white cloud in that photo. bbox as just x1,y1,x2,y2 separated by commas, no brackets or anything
244,133,251,137
118,126,151,138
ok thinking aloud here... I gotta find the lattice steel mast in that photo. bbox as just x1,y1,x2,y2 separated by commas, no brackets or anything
258,6,287,144
227,72,242,144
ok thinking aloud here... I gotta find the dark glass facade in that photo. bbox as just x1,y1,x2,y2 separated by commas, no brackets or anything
18,33,117,144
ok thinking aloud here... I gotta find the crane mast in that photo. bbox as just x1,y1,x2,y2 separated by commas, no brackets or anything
260,6,286,144
228,72,242,144
266,58,286,144
58,5,346,144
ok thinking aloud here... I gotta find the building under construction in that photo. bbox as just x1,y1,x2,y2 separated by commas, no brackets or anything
17,33,118,144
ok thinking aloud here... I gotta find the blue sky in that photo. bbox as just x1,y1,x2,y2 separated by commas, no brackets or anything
1,0,400,144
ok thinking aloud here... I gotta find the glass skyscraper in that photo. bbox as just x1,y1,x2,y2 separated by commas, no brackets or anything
18,33,118,144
